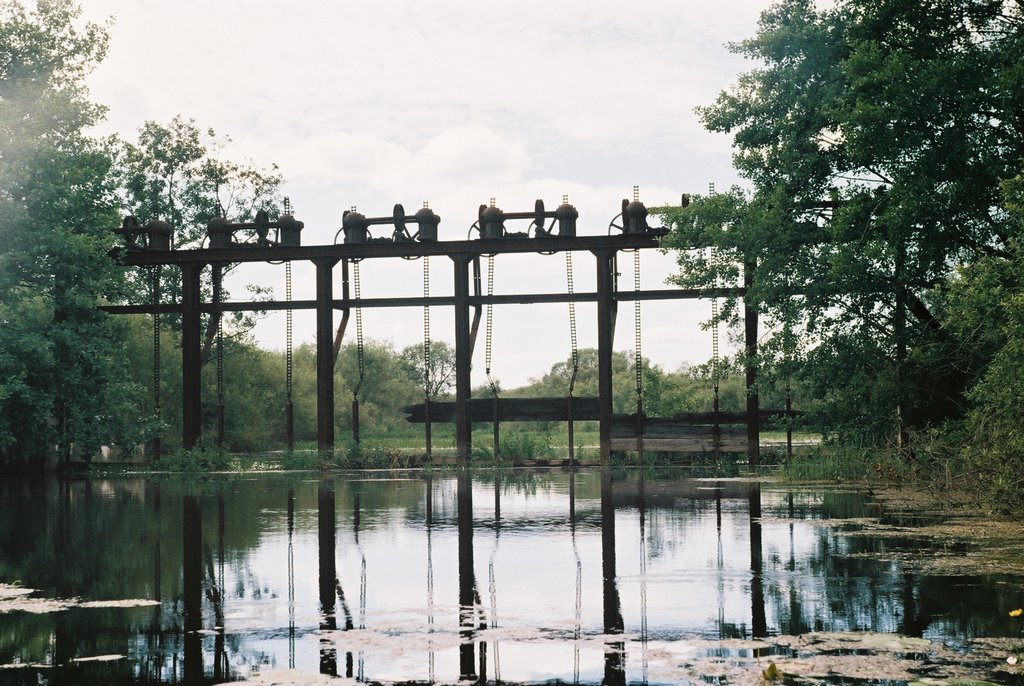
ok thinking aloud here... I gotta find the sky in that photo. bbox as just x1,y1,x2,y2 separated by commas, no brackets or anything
80,0,769,388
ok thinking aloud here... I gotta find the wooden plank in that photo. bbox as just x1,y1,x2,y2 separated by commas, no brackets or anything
610,421,747,439
403,398,800,425
609,437,749,453
404,397,600,423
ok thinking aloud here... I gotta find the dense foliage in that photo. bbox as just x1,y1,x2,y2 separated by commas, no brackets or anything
116,116,283,350
118,319,758,455
0,0,143,463
660,0,1024,502
0,1,285,466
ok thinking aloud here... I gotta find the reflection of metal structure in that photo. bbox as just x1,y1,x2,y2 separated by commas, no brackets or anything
107,193,777,465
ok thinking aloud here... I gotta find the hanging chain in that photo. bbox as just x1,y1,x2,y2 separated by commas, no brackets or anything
709,184,721,404
284,198,294,402
633,250,643,400
423,256,431,395
712,282,720,402
151,266,161,415
214,267,224,407
353,261,365,396
485,254,497,393
285,260,293,400
566,251,579,395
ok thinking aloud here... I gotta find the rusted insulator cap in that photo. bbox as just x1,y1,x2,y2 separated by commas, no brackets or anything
480,204,504,239
624,200,649,234
278,214,303,247
343,209,367,229
414,206,440,242
342,209,369,244
555,201,578,237
147,218,173,250
207,216,231,248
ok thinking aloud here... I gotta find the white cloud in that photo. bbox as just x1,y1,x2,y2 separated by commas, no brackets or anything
82,0,765,385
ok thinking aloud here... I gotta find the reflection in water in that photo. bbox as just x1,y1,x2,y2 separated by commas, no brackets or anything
716,483,726,639
601,471,625,686
182,495,203,684
487,473,502,683
425,474,436,682
287,488,296,669
212,494,227,680
571,471,582,684
457,470,477,681
638,473,650,683
749,484,767,639
2,472,1023,684
316,481,337,676
354,493,367,680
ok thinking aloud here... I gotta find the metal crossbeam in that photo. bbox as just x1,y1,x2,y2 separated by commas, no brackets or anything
100,287,746,315
109,229,763,467
115,233,664,266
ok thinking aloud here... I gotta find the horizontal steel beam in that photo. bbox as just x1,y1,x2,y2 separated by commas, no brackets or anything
99,286,746,316
116,233,664,266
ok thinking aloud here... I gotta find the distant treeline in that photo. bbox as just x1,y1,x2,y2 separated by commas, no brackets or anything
120,315,793,454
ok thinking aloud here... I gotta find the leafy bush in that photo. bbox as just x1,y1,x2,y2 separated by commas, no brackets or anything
152,446,231,473
497,429,555,461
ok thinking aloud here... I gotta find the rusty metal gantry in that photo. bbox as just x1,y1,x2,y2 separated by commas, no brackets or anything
107,198,760,465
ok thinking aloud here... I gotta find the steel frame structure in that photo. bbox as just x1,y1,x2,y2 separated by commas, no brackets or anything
108,233,759,465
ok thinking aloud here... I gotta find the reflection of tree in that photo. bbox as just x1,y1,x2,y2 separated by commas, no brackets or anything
0,475,301,678
6,473,1024,682
754,490,1017,639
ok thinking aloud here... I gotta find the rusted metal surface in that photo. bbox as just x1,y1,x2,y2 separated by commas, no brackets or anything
744,260,760,467
109,197,769,463
181,263,203,449
315,258,338,453
116,233,665,266
595,249,617,466
101,286,745,319
452,255,473,464
101,287,746,316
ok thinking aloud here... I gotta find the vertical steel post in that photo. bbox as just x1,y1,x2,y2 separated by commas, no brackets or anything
181,263,203,450
453,255,473,464
315,258,338,453
744,260,760,467
895,239,907,451
213,263,225,447
151,267,162,461
786,393,793,458
567,396,575,467
595,250,617,465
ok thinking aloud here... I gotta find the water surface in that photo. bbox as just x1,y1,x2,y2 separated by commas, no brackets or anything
1,470,1021,684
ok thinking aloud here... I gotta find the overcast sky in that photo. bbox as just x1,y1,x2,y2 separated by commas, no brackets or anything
81,0,768,388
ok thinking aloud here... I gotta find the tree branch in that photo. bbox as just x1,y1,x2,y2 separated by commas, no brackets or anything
907,293,942,333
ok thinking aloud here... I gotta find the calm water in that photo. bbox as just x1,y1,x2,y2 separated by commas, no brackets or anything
0,470,1020,685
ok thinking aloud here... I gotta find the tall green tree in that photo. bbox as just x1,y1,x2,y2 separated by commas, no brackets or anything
115,116,284,358
399,341,456,398
0,0,142,464
939,171,1024,506
661,0,1024,443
